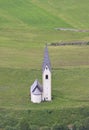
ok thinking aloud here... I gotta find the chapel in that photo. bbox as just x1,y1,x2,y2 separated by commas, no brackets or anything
30,46,52,103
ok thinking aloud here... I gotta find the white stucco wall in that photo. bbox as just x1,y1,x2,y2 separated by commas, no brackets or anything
42,65,51,101
31,94,42,103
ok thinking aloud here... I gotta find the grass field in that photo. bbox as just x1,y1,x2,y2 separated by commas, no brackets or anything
0,46,89,129
1,0,89,48
0,0,89,129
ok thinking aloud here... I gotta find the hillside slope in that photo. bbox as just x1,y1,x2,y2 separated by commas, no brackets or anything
32,0,89,29
0,0,71,29
0,0,89,29
0,0,89,48
0,1,89,129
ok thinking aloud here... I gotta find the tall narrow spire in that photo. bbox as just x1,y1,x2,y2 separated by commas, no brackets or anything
42,46,51,72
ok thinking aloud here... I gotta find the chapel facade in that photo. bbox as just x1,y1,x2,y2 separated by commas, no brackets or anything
30,46,52,103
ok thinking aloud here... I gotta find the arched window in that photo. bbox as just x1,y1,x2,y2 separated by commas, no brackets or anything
45,75,48,79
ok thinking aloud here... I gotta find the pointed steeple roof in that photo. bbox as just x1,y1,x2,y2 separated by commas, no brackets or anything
42,46,51,72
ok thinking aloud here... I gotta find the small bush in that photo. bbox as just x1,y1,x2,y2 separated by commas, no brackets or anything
5,125,17,130
19,118,31,130
46,110,53,114
30,125,39,130
52,124,67,130
40,126,51,130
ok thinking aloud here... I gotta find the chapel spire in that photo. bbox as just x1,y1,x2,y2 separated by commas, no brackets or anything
42,45,51,72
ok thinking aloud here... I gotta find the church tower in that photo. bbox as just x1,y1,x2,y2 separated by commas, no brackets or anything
42,46,51,101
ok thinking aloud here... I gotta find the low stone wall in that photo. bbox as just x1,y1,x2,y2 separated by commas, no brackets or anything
49,41,89,46
55,28,89,32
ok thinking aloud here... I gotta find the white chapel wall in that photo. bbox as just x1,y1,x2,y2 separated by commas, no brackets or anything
42,66,51,101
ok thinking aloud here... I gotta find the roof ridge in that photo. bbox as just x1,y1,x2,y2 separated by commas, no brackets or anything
31,79,43,95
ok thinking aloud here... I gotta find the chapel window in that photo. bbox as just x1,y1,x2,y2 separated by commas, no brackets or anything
45,75,48,79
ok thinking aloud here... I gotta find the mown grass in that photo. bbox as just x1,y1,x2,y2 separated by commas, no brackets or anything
0,46,89,110
0,45,89,128
0,0,89,129
0,0,89,50
32,0,89,29
0,67,89,110
0,46,89,69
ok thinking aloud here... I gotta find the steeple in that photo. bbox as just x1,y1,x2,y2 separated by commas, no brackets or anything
30,45,52,103
42,46,51,72
42,45,52,101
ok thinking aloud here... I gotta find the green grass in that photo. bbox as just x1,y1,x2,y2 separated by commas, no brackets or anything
0,46,89,110
0,46,89,128
1,0,89,49
0,67,89,110
32,0,89,29
0,0,89,129
0,45,89,110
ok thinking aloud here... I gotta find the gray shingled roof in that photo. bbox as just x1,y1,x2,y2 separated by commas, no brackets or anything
30,79,42,95
42,46,51,72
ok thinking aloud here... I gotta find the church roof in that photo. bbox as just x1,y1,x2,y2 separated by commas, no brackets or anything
30,79,42,95
42,46,51,72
